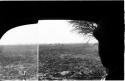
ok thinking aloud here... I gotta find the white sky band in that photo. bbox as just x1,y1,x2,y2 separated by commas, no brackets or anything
0,20,98,45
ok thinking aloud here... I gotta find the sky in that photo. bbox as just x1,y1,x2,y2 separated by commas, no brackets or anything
0,20,98,45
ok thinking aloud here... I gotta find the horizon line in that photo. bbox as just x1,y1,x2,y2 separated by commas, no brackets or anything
0,42,98,46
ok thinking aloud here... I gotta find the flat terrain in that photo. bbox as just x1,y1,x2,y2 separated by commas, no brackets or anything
0,43,107,80
39,43,107,80
0,45,37,57
0,45,38,80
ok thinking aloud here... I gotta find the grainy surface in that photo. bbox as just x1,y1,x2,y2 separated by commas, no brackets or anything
38,43,107,80
0,45,38,80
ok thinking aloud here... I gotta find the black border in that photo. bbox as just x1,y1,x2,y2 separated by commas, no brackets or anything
0,1,123,80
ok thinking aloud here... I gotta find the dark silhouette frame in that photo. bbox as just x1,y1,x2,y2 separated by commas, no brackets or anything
0,1,123,80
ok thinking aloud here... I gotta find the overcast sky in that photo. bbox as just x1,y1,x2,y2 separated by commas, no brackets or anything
0,20,98,45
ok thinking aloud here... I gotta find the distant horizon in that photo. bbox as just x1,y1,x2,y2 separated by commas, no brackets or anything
38,42,98,45
0,42,98,46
